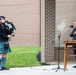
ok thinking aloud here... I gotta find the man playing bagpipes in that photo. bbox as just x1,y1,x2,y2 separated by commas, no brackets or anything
0,16,16,71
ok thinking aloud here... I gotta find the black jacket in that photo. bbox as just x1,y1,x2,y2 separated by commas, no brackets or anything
0,23,10,42
70,27,76,40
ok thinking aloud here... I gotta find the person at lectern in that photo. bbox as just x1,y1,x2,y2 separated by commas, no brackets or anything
70,20,76,68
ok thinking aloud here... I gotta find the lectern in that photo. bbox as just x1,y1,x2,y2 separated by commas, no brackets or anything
63,40,76,71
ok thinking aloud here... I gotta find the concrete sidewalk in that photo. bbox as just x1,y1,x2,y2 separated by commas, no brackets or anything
0,64,76,75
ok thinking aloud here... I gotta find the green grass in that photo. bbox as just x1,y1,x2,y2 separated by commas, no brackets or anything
6,46,41,68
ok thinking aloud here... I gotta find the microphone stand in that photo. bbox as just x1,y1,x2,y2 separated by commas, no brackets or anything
52,34,64,72
52,27,70,72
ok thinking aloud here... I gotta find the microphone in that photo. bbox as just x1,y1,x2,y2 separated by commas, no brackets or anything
70,25,74,28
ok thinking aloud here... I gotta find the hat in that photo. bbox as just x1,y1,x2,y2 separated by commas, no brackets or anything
0,16,5,20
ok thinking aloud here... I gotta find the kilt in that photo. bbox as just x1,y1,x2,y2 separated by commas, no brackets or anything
0,42,11,54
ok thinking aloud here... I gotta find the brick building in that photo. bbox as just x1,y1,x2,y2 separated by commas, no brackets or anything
0,0,76,63
0,0,40,46
41,0,76,63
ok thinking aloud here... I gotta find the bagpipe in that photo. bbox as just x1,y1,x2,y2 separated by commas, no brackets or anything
5,20,16,36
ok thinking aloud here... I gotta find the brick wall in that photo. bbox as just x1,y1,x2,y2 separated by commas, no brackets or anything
41,0,76,63
55,0,76,45
0,0,40,46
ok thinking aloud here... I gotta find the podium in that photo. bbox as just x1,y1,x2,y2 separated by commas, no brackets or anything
63,40,76,71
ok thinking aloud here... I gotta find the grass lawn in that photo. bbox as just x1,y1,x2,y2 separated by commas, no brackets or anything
6,46,41,68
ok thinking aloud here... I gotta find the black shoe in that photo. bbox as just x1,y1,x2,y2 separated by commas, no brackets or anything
73,65,76,68
1,67,9,70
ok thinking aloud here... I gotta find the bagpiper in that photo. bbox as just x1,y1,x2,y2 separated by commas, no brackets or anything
0,16,16,71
